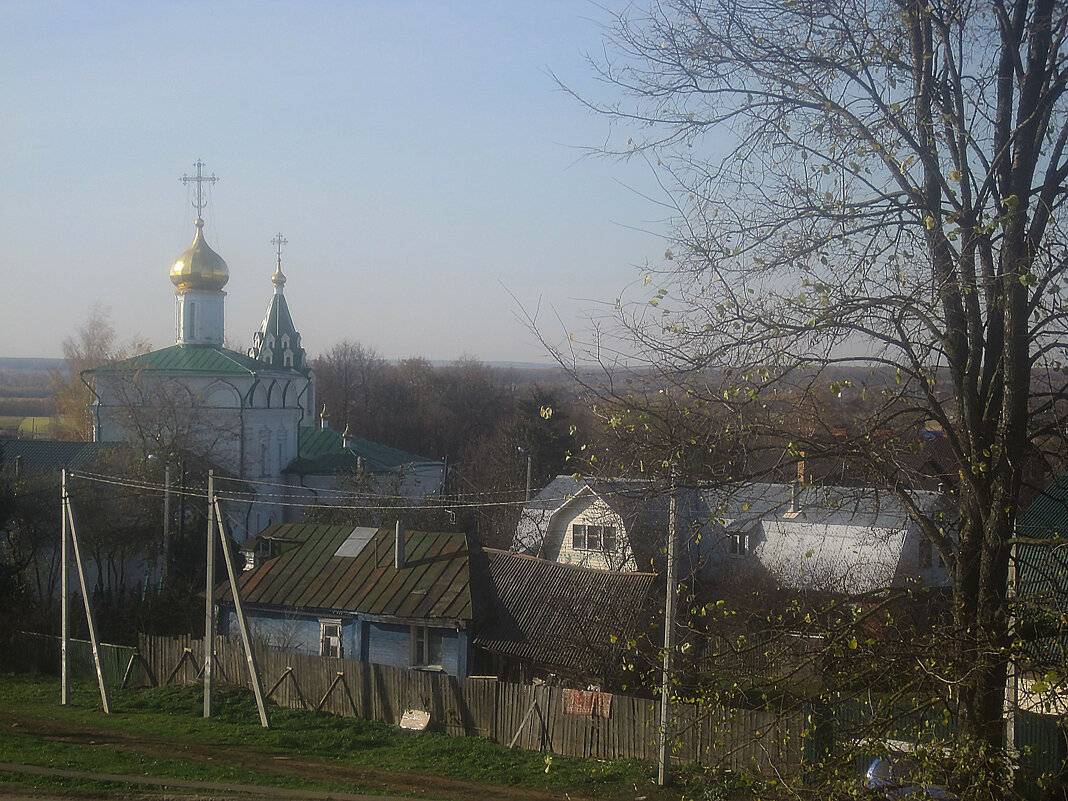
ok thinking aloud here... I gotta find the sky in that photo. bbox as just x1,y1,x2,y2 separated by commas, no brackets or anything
1,1,670,366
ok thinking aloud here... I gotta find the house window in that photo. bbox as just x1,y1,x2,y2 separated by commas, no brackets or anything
919,538,942,568
319,620,343,658
411,625,443,669
729,530,749,556
572,524,618,551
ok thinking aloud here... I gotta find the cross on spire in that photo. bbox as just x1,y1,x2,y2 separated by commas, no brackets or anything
180,159,218,220
271,232,288,264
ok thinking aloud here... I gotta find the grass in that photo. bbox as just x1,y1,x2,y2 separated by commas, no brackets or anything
0,674,742,799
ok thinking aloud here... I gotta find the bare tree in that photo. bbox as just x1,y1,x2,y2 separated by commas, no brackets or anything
560,0,1068,787
52,304,150,441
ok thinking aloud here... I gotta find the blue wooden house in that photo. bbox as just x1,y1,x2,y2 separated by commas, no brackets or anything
216,523,473,676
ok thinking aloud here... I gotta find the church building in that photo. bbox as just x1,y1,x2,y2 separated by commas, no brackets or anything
86,163,444,538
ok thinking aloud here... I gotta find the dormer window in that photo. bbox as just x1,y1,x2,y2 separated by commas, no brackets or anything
729,530,750,556
283,350,293,367
263,352,273,365
266,334,275,349
282,335,290,349
572,524,617,551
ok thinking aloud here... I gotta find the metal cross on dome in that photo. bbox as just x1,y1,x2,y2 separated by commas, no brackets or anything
271,232,288,262
180,160,218,220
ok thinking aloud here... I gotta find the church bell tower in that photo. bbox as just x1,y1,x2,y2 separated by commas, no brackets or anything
169,161,228,346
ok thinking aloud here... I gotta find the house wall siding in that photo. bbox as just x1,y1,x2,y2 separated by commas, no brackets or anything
222,608,467,677
541,494,634,571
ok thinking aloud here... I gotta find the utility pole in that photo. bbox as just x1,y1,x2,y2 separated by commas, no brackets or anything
60,470,69,706
161,464,172,589
204,470,215,718
658,468,679,786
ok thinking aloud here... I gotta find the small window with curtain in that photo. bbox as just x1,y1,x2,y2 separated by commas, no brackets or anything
319,619,343,658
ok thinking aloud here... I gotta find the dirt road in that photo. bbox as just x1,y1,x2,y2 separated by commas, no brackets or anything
0,710,601,801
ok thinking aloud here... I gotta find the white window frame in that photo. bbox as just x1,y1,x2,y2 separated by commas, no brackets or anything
572,523,618,552
729,530,750,556
319,619,343,658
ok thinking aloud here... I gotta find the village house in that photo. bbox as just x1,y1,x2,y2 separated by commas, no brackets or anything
219,522,658,685
515,475,951,594
218,523,474,676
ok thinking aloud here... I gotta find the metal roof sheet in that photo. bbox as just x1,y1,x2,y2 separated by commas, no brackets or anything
85,344,292,376
291,426,439,474
0,439,127,477
1017,474,1068,665
218,523,472,621
472,548,656,675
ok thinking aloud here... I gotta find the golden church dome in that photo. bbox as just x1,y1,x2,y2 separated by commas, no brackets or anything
170,219,229,291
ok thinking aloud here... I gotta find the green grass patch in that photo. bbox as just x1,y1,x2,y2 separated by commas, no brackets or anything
16,416,58,436
0,674,738,799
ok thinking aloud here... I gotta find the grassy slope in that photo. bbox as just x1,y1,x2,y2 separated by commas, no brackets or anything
0,675,733,800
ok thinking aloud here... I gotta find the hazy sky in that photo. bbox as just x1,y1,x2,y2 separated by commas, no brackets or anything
1,1,669,365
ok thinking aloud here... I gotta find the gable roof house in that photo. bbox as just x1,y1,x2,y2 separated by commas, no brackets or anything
516,476,950,595
698,483,951,594
217,523,473,676
514,475,703,574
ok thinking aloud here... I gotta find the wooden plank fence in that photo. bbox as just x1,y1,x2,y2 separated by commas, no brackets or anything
137,634,803,774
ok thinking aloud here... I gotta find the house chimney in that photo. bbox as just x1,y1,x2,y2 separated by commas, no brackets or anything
320,404,330,430
791,480,800,514
342,423,353,449
395,520,405,569
796,452,806,485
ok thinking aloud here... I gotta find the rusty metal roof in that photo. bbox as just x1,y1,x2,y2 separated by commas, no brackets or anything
472,548,656,676
218,523,472,622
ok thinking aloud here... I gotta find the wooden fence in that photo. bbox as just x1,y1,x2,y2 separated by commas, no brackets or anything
137,634,803,774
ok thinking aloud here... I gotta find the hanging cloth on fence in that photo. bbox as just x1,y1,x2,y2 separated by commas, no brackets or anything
563,688,612,718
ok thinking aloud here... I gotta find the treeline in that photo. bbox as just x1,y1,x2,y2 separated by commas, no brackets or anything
312,342,593,547
0,366,56,417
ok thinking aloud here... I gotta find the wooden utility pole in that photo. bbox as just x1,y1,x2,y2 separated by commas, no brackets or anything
161,464,172,588
203,470,215,718
63,481,111,713
60,470,69,705
658,469,679,786
214,498,270,727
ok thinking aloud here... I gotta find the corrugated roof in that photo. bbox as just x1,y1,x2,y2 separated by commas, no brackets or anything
472,548,656,676
85,344,283,376
218,523,472,621
289,426,440,475
1017,474,1068,665
0,438,126,477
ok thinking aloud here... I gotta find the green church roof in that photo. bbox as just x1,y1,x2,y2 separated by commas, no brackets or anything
85,344,292,377
290,426,439,475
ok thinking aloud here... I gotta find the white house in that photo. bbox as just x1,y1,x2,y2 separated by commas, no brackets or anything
514,475,702,574
515,476,951,593
698,483,951,593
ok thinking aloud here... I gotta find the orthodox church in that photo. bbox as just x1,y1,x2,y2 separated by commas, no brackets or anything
86,165,444,538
